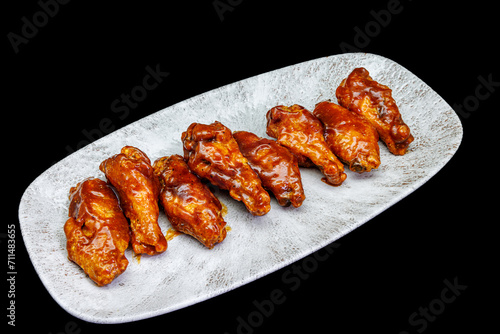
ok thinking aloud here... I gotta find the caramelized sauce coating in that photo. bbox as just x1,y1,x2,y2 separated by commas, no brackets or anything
313,101,381,173
64,178,130,286
182,121,271,216
336,67,414,155
99,146,167,255
266,104,347,186
233,131,305,208
153,155,227,249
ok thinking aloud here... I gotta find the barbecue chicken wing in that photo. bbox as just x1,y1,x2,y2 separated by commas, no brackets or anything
182,121,271,216
233,131,305,208
64,178,130,286
266,104,346,186
153,155,227,249
336,67,414,155
313,101,381,173
100,146,167,255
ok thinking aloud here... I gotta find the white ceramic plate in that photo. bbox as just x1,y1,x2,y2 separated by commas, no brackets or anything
18,53,462,324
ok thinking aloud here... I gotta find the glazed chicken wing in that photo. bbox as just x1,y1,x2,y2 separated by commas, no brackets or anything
64,178,130,286
266,104,346,186
313,101,381,173
100,146,167,255
182,121,271,216
153,155,227,249
336,67,414,155
233,131,305,208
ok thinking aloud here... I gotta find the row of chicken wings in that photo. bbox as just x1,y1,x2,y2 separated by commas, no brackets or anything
64,67,414,286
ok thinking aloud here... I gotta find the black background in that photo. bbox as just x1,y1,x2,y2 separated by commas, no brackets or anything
5,0,496,333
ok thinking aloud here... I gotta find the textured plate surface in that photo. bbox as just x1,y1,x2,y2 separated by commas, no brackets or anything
18,53,462,324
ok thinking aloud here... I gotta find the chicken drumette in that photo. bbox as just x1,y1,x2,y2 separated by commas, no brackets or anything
266,104,346,186
153,155,227,249
313,101,380,173
233,131,305,208
182,121,271,216
336,67,414,155
64,177,130,286
100,146,167,255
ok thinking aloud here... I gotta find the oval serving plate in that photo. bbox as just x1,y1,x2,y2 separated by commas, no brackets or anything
18,53,462,324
